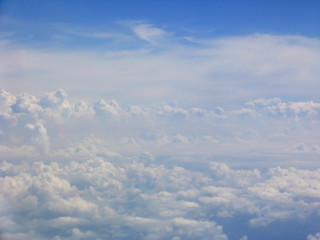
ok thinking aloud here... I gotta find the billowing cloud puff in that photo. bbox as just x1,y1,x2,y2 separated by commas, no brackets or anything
247,98,320,118
25,122,50,153
93,98,123,119
0,90,320,239
307,233,320,240
0,89,319,158
11,93,41,115
1,155,319,239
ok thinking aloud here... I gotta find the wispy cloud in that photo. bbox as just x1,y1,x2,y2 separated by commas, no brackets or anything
131,23,169,44
55,23,131,40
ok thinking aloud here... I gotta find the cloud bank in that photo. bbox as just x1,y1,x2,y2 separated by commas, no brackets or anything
0,90,319,239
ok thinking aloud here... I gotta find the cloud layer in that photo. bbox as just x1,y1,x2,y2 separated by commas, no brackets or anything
1,89,319,162
1,32,319,107
1,90,319,239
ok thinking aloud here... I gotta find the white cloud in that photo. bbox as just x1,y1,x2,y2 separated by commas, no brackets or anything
93,98,122,119
24,121,50,153
307,233,320,240
2,34,318,107
1,152,319,239
0,90,319,239
247,98,320,118
0,90,319,161
132,23,169,44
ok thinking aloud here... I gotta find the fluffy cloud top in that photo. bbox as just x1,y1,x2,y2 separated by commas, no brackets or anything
1,89,319,159
0,90,319,239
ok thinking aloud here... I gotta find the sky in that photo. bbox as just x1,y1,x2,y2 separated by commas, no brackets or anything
0,1,320,240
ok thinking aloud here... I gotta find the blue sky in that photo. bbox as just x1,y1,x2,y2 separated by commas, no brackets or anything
1,0,320,57
0,1,320,240
2,0,320,38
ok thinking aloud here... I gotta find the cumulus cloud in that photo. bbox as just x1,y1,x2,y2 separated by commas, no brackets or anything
307,233,320,240
0,90,319,239
0,89,319,159
239,236,248,240
247,98,320,118
25,121,50,154
93,98,122,119
1,155,319,239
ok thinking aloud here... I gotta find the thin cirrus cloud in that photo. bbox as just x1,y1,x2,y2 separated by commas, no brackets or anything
54,23,131,40
52,21,170,44
131,23,169,44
